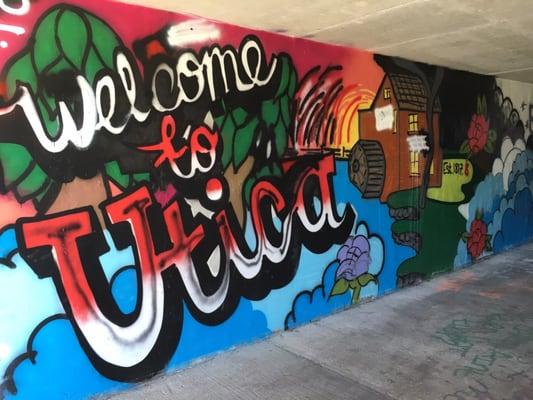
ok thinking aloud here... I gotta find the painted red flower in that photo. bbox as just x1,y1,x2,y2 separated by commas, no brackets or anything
467,114,489,154
467,219,488,259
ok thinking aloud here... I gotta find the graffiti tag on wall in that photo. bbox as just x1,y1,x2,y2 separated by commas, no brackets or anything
0,1,531,398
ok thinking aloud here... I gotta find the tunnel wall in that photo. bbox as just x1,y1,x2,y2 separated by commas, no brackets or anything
0,0,532,398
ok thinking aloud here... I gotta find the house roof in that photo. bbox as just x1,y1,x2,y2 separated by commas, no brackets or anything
388,72,442,112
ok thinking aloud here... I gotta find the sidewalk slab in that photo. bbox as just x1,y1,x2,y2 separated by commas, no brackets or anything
103,243,533,400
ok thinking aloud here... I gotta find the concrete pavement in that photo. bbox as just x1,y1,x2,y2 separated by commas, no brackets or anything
101,242,533,400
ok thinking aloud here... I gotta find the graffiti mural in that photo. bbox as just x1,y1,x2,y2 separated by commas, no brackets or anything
0,0,531,398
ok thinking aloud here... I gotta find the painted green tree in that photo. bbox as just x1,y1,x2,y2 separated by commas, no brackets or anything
213,54,297,223
0,4,298,219
0,6,150,211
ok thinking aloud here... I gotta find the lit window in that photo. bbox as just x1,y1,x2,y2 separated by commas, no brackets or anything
410,151,420,176
394,110,398,133
430,161,435,175
384,88,391,100
408,114,418,133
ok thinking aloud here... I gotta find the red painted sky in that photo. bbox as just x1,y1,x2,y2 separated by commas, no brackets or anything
0,0,384,93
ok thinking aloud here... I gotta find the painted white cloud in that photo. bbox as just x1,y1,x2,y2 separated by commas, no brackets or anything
0,230,134,379
492,137,526,191
496,78,533,143
0,254,64,378
458,203,469,220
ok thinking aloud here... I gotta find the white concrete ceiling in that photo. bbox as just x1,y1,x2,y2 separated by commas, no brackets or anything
119,0,533,83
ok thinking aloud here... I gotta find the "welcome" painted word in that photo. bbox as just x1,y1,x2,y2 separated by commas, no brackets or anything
0,36,276,154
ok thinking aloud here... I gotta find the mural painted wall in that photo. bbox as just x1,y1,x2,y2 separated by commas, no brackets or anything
0,0,532,398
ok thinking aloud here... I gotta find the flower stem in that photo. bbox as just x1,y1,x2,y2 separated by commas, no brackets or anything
351,285,361,304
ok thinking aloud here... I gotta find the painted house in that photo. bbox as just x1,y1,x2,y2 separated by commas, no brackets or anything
352,70,443,202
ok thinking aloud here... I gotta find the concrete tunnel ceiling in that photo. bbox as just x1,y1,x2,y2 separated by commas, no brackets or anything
117,0,533,83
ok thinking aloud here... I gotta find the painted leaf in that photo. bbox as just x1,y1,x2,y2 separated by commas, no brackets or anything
133,172,151,183
485,236,493,252
214,113,226,129
84,47,106,84
348,279,360,289
477,96,487,117
459,140,470,154
232,107,248,126
220,116,236,169
5,52,38,98
105,161,130,189
270,163,282,177
330,278,350,296
86,14,122,68
36,96,60,138
56,9,90,70
46,57,74,76
15,166,49,202
357,273,377,287
233,118,259,171
34,181,57,205
280,95,291,127
0,144,52,204
275,56,290,98
262,99,280,126
0,144,33,188
32,9,61,74
484,140,494,154
274,117,288,158
287,66,297,97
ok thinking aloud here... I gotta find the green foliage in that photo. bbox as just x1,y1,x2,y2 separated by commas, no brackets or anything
357,273,377,287
0,143,54,206
261,99,280,126
477,96,488,117
214,54,297,205
389,189,465,278
104,161,150,189
331,273,377,304
219,113,236,169
233,118,259,170
485,236,493,252
485,130,497,154
330,278,349,296
459,140,470,155
0,6,123,207
6,7,121,125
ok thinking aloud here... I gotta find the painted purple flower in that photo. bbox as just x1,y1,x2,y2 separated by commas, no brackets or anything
335,235,372,281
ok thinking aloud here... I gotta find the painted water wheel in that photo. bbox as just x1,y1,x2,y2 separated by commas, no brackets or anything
349,140,385,198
